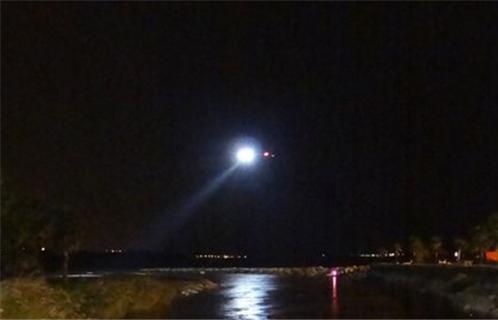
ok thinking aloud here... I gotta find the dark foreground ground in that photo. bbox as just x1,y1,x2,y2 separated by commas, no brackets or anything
368,264,498,318
0,275,216,318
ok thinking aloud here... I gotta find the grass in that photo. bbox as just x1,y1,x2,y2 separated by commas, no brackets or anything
0,275,217,319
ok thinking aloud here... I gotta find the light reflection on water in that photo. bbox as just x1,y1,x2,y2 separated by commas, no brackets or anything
167,272,464,319
330,275,339,317
223,274,276,319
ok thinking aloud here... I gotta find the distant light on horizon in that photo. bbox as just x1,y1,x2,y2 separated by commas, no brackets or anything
106,249,123,253
195,253,247,260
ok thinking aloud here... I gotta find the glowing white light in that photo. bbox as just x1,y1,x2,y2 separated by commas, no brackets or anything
41,247,46,252
236,147,256,164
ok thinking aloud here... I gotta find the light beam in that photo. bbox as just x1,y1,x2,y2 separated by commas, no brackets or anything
132,164,239,249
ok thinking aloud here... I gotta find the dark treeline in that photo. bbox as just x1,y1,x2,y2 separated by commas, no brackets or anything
378,213,498,264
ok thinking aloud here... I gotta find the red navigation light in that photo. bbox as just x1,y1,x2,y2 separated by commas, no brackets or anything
263,151,270,157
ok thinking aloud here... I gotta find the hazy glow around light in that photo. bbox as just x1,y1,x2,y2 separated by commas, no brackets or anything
236,147,256,164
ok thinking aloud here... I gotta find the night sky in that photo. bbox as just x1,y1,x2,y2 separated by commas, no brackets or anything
3,3,498,258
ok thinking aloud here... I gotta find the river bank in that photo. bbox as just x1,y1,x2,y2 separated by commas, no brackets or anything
0,266,368,319
0,275,217,318
0,266,369,319
138,266,331,276
367,264,498,318
2,265,486,319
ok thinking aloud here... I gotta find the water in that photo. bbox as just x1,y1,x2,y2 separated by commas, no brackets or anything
167,273,466,319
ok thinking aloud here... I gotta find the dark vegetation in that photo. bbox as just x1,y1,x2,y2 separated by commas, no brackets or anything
379,213,498,264
0,276,216,318
1,182,83,279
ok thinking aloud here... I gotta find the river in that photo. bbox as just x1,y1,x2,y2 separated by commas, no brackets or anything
167,273,468,319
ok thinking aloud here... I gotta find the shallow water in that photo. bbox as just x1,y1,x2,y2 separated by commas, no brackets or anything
167,273,469,319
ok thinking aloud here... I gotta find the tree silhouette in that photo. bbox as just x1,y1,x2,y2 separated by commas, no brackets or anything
453,237,468,262
469,213,498,262
393,242,403,263
409,236,429,263
45,206,84,280
430,236,443,262
1,184,49,276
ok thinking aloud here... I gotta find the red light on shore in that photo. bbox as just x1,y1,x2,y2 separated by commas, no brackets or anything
329,268,338,276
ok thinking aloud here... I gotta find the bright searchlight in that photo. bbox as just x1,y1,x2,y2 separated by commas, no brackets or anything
236,147,256,164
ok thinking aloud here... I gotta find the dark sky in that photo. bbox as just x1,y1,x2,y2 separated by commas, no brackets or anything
3,3,498,257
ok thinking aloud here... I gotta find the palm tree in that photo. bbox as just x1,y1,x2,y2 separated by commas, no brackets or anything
393,242,403,263
409,236,429,263
453,237,467,262
468,213,498,263
430,236,443,263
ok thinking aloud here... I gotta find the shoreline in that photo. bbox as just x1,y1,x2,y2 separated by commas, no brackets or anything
367,263,498,318
3,264,495,318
